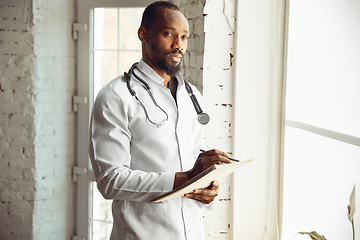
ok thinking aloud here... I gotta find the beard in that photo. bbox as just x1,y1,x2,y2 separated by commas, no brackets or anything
150,42,183,77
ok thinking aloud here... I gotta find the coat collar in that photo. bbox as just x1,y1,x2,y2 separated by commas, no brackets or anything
136,59,185,87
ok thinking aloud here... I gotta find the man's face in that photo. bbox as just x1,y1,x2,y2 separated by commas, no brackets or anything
142,8,189,77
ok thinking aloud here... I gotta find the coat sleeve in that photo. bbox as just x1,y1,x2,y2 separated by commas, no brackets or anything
89,82,175,202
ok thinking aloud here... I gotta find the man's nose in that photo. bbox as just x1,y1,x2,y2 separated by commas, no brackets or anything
172,37,185,51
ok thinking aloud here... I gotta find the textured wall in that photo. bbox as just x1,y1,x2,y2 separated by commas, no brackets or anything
174,0,236,239
202,1,236,240
0,0,76,239
32,0,76,239
177,0,206,92
0,0,36,239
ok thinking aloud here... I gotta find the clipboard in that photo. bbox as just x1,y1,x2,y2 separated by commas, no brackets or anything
150,158,253,202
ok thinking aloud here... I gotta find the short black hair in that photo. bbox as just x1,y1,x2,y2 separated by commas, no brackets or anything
140,1,181,30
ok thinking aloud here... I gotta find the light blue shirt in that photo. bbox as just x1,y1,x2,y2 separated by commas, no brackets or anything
89,59,208,240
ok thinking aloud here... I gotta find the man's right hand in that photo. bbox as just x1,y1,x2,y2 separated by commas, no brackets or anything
187,149,231,179
173,149,231,189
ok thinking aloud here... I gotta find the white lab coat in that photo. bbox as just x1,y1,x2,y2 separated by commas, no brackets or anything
89,59,208,240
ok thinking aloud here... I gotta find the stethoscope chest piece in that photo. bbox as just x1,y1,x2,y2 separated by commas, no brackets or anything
198,112,210,125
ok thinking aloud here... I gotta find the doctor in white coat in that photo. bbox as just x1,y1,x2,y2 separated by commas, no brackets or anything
89,1,232,239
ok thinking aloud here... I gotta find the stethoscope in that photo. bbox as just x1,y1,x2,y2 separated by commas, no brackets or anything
124,62,210,127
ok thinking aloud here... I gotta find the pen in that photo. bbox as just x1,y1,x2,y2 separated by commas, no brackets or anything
200,149,240,162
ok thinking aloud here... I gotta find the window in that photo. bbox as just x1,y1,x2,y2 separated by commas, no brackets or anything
93,8,143,98
91,8,143,240
281,0,360,239
75,1,151,238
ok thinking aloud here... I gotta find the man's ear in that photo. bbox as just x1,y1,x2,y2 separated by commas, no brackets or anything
138,27,148,43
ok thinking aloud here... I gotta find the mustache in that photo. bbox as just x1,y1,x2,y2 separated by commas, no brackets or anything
167,50,184,57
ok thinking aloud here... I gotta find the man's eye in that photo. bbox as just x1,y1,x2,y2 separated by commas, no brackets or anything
182,35,189,40
164,32,173,37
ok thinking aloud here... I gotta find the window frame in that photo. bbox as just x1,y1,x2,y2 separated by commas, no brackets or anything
75,1,153,239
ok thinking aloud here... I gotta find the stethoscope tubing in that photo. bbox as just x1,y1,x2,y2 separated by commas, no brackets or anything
134,93,168,127
125,62,209,126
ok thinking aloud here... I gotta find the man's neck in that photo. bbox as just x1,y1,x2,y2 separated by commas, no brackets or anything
163,76,172,88
141,58,172,87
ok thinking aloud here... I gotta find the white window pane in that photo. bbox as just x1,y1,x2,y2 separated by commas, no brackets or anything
118,51,142,73
93,50,118,97
94,8,118,50
93,8,143,99
282,128,360,239
282,0,360,239
119,8,143,50
285,0,360,138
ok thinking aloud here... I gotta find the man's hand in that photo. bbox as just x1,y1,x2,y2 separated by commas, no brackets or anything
188,149,231,179
184,180,219,204
173,149,232,204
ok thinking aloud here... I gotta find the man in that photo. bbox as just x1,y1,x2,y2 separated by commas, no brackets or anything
89,1,231,239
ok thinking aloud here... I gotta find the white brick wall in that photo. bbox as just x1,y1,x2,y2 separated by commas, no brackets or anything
179,0,206,92
0,1,36,239
32,0,76,239
202,1,236,239
174,0,236,239
0,0,76,239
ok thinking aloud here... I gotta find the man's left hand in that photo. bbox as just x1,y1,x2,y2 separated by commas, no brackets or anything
184,180,219,204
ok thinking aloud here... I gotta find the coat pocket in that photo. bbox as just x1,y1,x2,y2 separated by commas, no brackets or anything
123,201,170,240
